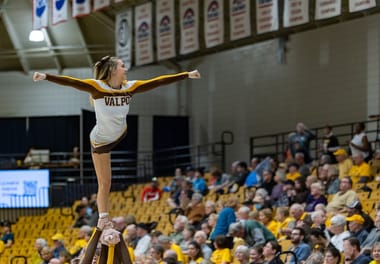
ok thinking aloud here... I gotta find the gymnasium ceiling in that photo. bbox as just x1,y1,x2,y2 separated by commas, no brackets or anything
1,0,380,74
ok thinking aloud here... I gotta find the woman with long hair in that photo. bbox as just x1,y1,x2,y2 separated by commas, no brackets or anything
33,57,200,233
187,241,206,264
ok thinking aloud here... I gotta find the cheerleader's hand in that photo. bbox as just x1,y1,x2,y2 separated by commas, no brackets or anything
33,72,46,82
188,70,201,79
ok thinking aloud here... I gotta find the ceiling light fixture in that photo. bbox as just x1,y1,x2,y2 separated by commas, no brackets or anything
29,30,44,42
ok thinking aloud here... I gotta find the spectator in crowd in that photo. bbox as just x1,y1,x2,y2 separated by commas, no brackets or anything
333,148,353,179
245,157,261,188
349,153,372,186
185,193,206,227
170,215,188,245
141,177,162,202
207,213,218,238
87,200,99,227
193,168,208,195
228,220,276,247
274,179,295,208
149,244,165,264
350,122,370,161
295,152,311,178
261,170,276,196
305,182,327,212
59,250,72,264
31,238,47,264
258,208,279,238
310,210,327,231
288,122,316,163
134,223,152,257
321,125,340,163
275,207,293,240
51,233,67,259
291,178,310,204
180,224,196,254
40,246,59,264
227,161,249,193
346,214,369,244
210,235,232,264
262,241,283,264
343,237,371,264
112,216,128,234
194,230,212,260
288,227,311,264
270,169,285,205
69,146,80,165
361,211,380,254
282,203,312,237
210,198,238,241
187,241,206,264
80,196,92,218
201,200,217,224
326,176,358,214
208,169,225,194
186,166,196,181
158,235,185,264
323,246,341,264
370,242,380,264
0,221,14,250
286,163,301,181
249,245,265,264
234,245,250,264
237,206,251,223
325,166,340,195
124,224,138,249
69,225,93,257
73,204,89,228
329,214,351,252
345,200,374,232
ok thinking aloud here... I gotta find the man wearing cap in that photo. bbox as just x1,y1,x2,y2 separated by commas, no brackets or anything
134,223,151,257
141,177,162,202
51,233,67,259
333,148,353,179
326,176,358,214
346,200,374,232
347,214,368,244
329,214,351,252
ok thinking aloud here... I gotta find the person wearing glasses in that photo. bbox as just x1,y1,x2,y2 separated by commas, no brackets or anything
33,56,201,235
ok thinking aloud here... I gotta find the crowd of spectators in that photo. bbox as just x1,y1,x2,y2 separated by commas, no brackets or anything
3,121,380,264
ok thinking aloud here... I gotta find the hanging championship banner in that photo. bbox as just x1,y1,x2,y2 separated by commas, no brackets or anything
315,0,341,20
135,2,154,66
33,0,48,30
180,0,199,55
73,0,91,17
52,0,68,25
349,0,376,13
283,0,309,28
93,0,110,12
115,9,132,69
256,0,279,34
204,0,224,48
230,0,251,41
156,0,176,60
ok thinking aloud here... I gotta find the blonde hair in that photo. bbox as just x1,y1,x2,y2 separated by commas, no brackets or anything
94,55,119,80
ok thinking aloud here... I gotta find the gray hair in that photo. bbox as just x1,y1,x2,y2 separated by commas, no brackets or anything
158,235,172,244
192,192,203,202
228,222,244,236
80,225,93,235
311,210,324,221
176,215,188,225
35,238,48,247
235,245,250,257
238,206,251,214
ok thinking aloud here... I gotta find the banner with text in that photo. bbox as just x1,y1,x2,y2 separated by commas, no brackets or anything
73,0,91,17
315,0,341,20
52,0,69,25
94,0,111,11
349,0,376,13
135,2,154,66
230,0,251,40
204,0,224,48
180,0,199,55
115,9,132,69
283,0,309,28
156,0,176,60
33,0,49,30
256,0,279,34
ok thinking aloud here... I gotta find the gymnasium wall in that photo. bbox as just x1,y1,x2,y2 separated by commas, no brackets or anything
1,14,380,168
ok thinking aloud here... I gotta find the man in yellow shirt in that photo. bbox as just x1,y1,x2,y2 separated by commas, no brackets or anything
349,153,372,186
333,148,353,179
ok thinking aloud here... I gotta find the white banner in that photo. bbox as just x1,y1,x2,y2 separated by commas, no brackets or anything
156,0,176,60
135,2,154,66
73,0,91,17
94,0,110,11
180,0,199,55
349,0,376,13
52,0,68,25
204,0,224,48
283,0,309,28
315,0,341,20
230,0,251,41
256,0,279,34
115,9,132,69
33,0,49,30
114,0,125,3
